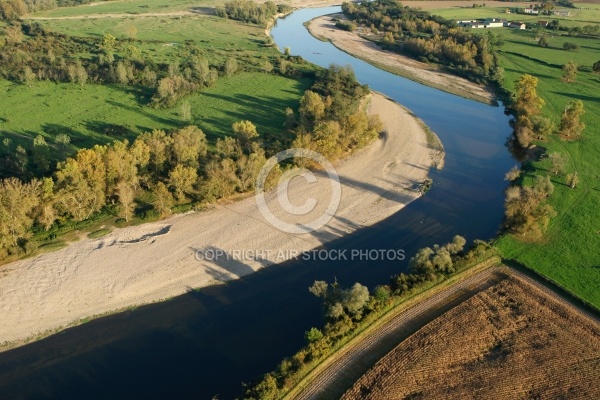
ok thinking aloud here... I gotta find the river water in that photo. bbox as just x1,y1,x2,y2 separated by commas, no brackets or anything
0,7,515,400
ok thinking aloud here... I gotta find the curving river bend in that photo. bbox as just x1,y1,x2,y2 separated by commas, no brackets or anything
0,7,516,400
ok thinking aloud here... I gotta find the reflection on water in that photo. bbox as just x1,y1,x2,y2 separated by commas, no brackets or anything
0,7,516,400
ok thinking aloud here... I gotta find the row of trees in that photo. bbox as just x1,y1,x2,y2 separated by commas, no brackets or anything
341,0,501,83
510,74,585,148
0,124,273,257
215,0,291,26
0,64,381,259
243,237,496,399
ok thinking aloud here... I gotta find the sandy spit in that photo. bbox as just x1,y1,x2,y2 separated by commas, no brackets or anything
0,94,435,348
307,15,495,103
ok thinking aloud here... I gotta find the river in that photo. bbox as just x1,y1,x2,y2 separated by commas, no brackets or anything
0,7,515,400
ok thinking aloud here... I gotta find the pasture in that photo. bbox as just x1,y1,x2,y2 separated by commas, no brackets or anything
0,73,311,153
429,3,600,29
428,2,600,308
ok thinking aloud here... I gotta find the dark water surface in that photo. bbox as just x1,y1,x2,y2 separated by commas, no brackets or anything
0,7,516,400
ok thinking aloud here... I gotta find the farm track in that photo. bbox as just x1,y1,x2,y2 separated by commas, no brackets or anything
293,265,599,399
292,266,507,400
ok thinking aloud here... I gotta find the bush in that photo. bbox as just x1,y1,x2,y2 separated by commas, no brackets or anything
562,42,579,52
335,21,356,32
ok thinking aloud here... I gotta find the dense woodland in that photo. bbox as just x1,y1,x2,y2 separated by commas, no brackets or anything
341,0,502,84
0,63,379,259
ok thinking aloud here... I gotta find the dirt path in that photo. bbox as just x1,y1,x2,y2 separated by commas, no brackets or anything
0,94,438,349
307,15,495,104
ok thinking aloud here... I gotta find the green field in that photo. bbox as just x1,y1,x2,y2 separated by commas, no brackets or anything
424,7,600,307
494,46,600,307
430,3,600,29
2,3,312,155
0,72,310,152
29,0,216,18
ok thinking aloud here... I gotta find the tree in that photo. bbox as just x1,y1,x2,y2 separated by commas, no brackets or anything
115,61,129,85
263,60,274,74
171,126,207,169
223,57,238,76
3,23,23,44
504,166,521,181
216,136,242,159
232,120,258,150
538,34,549,47
168,164,197,201
55,147,107,221
594,60,600,73
22,66,35,87
444,235,466,255
136,130,173,176
237,149,267,191
204,158,239,199
512,74,545,148
181,101,191,121
532,115,555,140
562,61,577,83
104,140,138,196
278,58,289,75
0,178,40,253
566,171,579,189
32,135,50,174
559,100,585,139
76,64,88,87
305,327,323,343
562,42,579,52
342,283,370,317
548,152,566,175
116,180,135,222
299,90,326,123
513,74,544,117
102,33,116,51
152,182,174,216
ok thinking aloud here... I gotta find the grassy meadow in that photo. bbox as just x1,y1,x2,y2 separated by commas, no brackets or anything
0,73,311,153
28,0,216,18
1,4,313,154
430,4,600,307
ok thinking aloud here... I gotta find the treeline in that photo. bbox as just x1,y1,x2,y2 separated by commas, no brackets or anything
504,74,585,241
0,0,107,21
0,65,381,259
243,237,496,399
215,0,292,26
0,23,301,111
341,0,502,84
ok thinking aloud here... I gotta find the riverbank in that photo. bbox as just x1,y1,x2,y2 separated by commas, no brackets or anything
307,15,495,104
0,93,440,350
